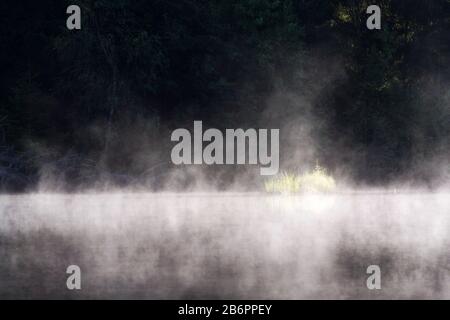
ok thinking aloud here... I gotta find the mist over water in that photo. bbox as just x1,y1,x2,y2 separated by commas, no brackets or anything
1,192,449,299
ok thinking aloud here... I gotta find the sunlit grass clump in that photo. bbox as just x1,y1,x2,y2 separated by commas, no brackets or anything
264,172,301,194
264,165,336,194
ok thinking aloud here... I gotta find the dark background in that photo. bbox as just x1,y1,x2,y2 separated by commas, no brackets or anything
0,0,449,191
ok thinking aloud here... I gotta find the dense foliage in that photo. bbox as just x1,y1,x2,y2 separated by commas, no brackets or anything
0,0,449,191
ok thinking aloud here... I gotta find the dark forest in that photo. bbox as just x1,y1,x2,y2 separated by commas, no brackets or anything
0,0,449,192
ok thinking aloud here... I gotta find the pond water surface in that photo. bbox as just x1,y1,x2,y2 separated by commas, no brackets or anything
0,192,449,299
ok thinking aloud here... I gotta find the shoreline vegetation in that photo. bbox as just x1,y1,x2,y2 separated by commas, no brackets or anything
0,146,447,195
264,165,336,194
